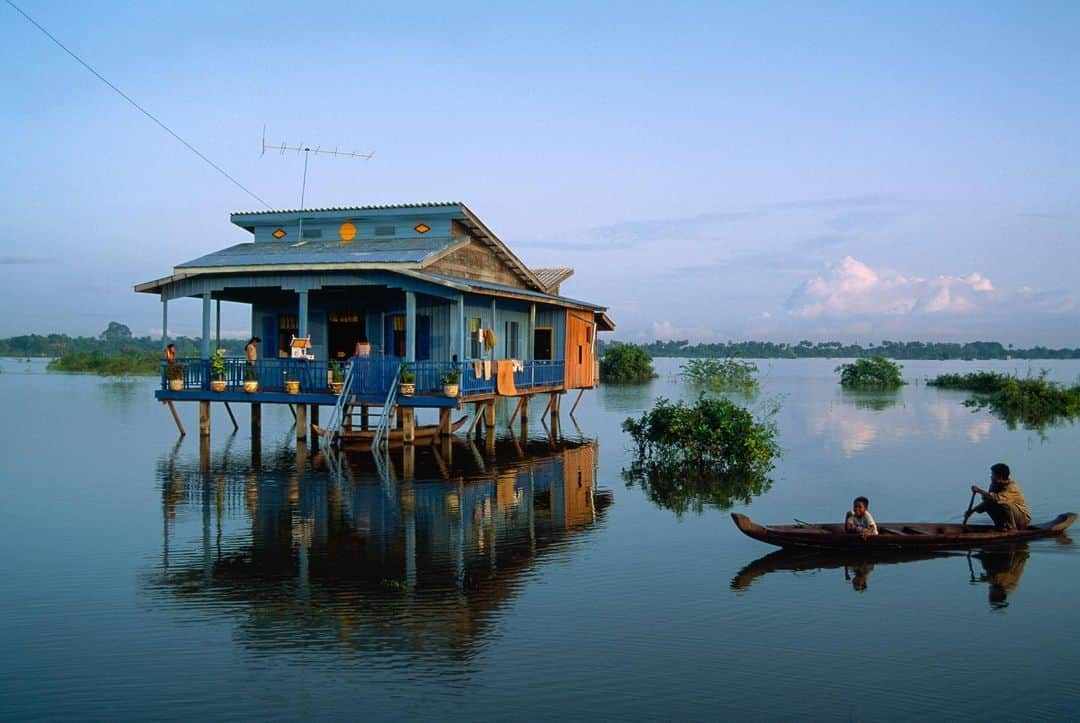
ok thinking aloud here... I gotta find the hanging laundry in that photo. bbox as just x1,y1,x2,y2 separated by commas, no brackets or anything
483,360,492,380
472,360,483,378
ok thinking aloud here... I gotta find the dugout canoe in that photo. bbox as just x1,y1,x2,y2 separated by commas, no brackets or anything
730,511,1076,550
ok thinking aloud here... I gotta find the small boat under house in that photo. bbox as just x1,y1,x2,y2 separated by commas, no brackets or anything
135,202,614,445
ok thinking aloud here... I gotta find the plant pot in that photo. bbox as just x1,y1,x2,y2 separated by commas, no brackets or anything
329,381,344,395
400,382,415,397
443,383,459,397
168,379,184,392
244,380,259,393
285,380,300,395
210,380,226,392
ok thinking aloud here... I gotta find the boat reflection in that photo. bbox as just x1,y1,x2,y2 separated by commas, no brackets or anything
732,543,1045,608
149,435,611,658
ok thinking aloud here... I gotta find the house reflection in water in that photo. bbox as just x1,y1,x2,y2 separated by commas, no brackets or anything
151,436,610,656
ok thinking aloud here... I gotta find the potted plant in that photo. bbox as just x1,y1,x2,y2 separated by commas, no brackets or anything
329,362,344,394
210,349,227,392
243,366,259,393
283,370,300,395
166,362,184,391
441,368,460,397
399,363,416,397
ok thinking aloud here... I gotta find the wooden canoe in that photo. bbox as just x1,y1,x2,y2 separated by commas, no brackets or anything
731,511,1076,550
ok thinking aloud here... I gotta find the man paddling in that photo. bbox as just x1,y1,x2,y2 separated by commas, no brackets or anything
966,463,1031,532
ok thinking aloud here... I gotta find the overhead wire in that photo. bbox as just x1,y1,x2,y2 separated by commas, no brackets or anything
4,0,273,209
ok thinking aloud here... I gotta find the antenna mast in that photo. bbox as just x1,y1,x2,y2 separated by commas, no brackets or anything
261,126,374,235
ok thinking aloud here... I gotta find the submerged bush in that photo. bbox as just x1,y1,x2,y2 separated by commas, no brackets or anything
600,343,657,383
927,371,1010,393
47,350,160,376
622,395,779,515
835,356,905,389
929,370,1080,430
681,358,759,393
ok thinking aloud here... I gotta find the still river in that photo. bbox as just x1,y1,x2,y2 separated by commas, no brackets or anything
2,357,1078,720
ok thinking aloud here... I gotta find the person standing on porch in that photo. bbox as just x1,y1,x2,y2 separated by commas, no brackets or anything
245,337,261,366
164,343,177,364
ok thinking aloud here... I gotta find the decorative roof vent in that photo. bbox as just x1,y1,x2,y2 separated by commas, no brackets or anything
272,228,287,239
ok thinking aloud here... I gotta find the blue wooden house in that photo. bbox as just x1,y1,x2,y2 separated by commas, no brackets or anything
136,202,614,442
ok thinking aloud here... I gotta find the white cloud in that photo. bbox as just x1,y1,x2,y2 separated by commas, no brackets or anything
787,256,994,319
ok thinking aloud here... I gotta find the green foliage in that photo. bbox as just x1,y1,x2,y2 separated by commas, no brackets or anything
47,350,161,376
622,395,779,516
210,349,226,380
244,366,258,382
399,363,415,384
639,338,1080,360
99,321,132,341
681,358,759,393
600,343,657,383
926,371,1010,393
835,356,905,389
928,370,1080,430
0,329,245,358
441,368,460,385
330,362,344,383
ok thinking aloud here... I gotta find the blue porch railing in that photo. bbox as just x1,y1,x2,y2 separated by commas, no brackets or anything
161,357,566,396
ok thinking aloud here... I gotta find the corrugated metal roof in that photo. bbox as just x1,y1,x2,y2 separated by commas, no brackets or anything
231,201,463,216
531,267,574,290
176,236,458,269
419,271,607,311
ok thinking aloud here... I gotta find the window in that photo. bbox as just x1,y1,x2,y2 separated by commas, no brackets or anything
470,317,483,358
392,315,406,357
278,315,298,357
586,325,593,344
533,327,553,360
505,321,520,358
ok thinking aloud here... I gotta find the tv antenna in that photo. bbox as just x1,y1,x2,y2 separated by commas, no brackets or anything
261,126,374,212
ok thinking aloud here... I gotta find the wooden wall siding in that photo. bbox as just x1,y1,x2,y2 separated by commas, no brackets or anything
426,238,525,289
535,307,566,361
250,216,455,244
564,311,597,389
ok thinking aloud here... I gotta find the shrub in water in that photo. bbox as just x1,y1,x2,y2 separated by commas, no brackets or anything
835,356,905,389
622,395,779,515
681,358,759,393
600,343,657,383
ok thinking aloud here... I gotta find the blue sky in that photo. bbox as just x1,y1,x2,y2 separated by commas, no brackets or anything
2,1,1077,345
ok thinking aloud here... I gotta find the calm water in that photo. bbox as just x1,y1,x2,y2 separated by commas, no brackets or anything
2,356,1079,721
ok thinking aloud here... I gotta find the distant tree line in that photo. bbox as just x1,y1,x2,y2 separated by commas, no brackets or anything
0,322,247,358
624,339,1080,360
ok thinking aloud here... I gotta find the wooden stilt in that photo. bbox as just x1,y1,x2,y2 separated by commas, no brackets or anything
165,401,186,436
438,408,452,437
440,436,453,466
310,405,320,450
539,394,554,422
251,402,261,436
430,442,450,479
199,400,210,437
569,388,585,418
484,399,496,429
507,397,526,427
402,443,415,479
467,404,484,436
222,401,238,431
401,406,416,444
361,404,369,430
296,404,307,442
520,396,529,436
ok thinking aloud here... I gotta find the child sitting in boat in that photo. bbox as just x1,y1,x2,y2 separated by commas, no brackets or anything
845,496,878,539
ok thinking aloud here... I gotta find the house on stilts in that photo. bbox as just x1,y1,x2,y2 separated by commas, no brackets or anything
135,202,614,445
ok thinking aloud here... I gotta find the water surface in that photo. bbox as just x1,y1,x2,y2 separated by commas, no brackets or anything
2,357,1078,720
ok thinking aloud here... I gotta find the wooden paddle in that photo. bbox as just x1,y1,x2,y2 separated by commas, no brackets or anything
962,490,977,530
